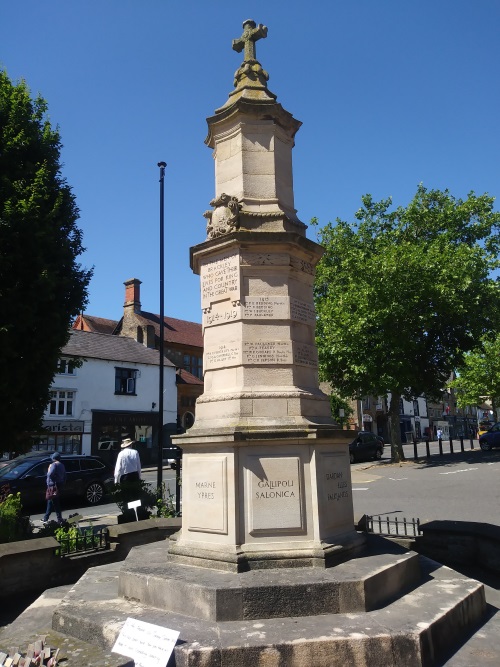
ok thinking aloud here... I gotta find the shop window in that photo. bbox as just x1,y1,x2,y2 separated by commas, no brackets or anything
115,368,137,395
49,390,74,416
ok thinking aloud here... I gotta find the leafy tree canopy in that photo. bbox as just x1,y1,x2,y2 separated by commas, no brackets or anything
452,334,500,417
0,70,92,450
313,184,500,460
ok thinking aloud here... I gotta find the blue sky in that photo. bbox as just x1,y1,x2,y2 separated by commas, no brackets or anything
1,1,499,325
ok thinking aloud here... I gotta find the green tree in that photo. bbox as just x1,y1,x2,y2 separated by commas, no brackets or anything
452,335,500,417
313,185,500,461
0,70,92,451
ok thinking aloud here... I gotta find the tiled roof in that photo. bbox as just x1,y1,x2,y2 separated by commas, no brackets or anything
73,315,119,334
176,368,204,386
62,329,174,367
134,311,203,348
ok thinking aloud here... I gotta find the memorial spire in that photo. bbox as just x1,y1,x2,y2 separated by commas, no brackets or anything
217,18,277,111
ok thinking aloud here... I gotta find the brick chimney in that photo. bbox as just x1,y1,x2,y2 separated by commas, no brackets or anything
121,278,142,339
124,278,141,314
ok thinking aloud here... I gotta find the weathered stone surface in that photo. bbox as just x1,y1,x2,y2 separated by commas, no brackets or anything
51,545,487,667
117,539,421,621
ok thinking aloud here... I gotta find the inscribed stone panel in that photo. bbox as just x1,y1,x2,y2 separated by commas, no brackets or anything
290,297,316,325
205,343,241,369
319,452,353,532
242,341,293,365
293,342,318,368
247,456,304,534
242,296,289,320
201,252,240,309
187,457,228,534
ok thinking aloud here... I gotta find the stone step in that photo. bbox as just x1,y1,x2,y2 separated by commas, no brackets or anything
51,551,486,666
118,538,421,620
0,584,132,667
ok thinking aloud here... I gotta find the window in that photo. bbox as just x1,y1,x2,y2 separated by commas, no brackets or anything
183,354,203,380
57,359,75,375
24,462,50,478
80,459,105,471
413,400,419,417
115,368,137,395
49,391,74,416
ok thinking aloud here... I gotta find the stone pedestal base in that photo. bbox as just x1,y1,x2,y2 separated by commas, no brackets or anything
51,538,488,667
170,426,362,572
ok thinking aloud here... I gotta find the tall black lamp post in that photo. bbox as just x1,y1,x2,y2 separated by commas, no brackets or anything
157,162,167,492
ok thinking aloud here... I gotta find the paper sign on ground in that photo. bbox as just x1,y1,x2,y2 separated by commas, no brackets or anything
112,617,179,667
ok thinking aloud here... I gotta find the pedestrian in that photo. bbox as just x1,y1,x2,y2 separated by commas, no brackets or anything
437,428,443,441
114,437,142,484
43,452,67,524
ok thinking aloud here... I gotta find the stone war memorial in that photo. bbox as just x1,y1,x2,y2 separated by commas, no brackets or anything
2,19,493,667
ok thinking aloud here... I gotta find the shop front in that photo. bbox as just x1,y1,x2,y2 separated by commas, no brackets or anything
91,410,158,468
32,420,85,454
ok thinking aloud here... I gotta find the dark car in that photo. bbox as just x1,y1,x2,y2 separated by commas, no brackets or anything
479,423,500,451
0,453,114,506
349,431,384,464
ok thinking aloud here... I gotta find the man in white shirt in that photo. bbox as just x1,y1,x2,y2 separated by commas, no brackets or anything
114,437,142,484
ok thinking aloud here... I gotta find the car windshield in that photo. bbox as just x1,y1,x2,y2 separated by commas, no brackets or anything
0,458,45,479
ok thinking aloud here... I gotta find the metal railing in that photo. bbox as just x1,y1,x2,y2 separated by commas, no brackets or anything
409,436,475,461
56,526,109,556
366,514,421,537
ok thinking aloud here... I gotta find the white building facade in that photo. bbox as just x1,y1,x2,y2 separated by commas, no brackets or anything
36,330,177,465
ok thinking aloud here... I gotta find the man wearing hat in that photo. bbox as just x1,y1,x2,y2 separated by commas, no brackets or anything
114,437,142,484
43,452,67,524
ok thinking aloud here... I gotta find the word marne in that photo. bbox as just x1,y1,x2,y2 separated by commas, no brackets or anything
196,480,215,500
255,479,295,499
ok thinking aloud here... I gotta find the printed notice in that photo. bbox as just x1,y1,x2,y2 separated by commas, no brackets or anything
112,617,179,667
201,252,240,309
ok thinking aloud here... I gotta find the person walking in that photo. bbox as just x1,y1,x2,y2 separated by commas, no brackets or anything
114,437,142,484
43,452,67,524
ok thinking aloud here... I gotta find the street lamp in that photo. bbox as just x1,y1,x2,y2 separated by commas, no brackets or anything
157,162,167,492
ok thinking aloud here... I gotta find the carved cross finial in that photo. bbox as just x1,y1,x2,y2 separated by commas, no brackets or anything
232,19,268,62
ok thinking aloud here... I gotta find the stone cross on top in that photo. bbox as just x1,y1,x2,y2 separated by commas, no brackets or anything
232,19,268,62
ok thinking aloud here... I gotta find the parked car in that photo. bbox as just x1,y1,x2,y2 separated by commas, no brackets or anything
478,420,495,438
349,431,384,464
479,423,500,451
0,453,114,506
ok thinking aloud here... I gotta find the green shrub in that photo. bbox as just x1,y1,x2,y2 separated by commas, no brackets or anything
154,482,180,518
0,493,32,542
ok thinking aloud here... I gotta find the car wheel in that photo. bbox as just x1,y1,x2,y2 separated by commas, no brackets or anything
349,452,355,464
85,481,105,505
375,448,383,460
480,440,492,451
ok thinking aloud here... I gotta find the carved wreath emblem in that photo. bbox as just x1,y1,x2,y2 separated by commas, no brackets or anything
204,193,242,240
